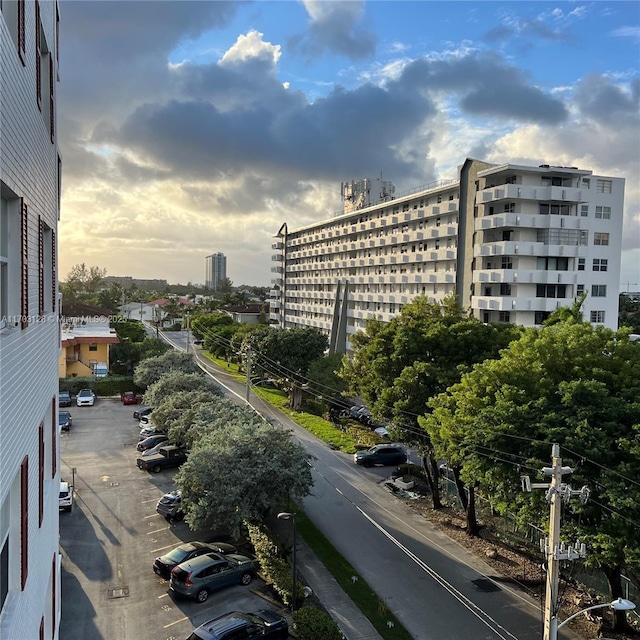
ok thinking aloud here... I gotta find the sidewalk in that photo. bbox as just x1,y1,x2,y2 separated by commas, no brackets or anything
295,537,384,640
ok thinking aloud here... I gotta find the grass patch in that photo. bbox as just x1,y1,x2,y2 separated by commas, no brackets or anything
295,509,413,640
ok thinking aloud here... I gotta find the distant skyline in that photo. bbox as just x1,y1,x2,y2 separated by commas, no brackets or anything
58,1,639,288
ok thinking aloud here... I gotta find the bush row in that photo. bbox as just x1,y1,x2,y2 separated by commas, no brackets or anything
58,375,143,397
291,607,344,640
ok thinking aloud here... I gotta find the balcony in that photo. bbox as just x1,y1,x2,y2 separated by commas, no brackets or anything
478,184,584,204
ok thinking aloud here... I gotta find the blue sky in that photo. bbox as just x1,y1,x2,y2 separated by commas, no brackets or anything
57,1,640,288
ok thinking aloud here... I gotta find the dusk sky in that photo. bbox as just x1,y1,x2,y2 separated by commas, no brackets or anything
57,1,640,289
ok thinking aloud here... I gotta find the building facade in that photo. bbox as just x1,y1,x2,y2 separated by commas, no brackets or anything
205,252,227,291
270,159,624,353
0,1,62,638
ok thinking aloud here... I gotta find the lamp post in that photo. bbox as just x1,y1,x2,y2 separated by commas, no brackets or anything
277,511,297,612
551,598,635,639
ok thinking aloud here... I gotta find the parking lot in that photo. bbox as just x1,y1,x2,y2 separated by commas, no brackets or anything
59,398,288,640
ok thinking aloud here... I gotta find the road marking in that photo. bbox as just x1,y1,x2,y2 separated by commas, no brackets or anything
144,513,161,519
157,593,169,599
164,616,188,628
147,527,169,535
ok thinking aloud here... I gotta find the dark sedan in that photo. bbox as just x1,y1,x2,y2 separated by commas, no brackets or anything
187,610,288,640
58,411,72,431
133,406,153,420
136,434,169,452
153,541,237,580
59,391,72,407
354,444,406,467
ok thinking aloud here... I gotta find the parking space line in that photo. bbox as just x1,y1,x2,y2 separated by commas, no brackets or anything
144,513,161,519
164,617,188,629
157,593,169,599
142,498,160,504
147,527,170,535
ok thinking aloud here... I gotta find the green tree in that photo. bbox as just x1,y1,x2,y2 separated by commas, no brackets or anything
133,350,201,388
341,296,520,506
138,337,170,361
142,371,219,406
111,319,146,343
176,422,313,537
60,263,107,303
151,389,224,440
423,321,640,629
246,327,328,409
306,353,349,414
619,294,640,333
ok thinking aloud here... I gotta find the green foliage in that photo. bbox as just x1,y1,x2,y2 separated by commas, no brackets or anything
176,422,313,537
619,294,640,333
59,375,141,396
111,319,146,343
341,295,520,434
246,524,303,607
60,263,107,304
133,350,201,388
142,371,219,406
423,320,640,597
139,337,170,360
292,607,343,640
306,353,349,403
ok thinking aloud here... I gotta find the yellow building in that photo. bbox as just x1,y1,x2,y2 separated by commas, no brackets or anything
58,324,119,378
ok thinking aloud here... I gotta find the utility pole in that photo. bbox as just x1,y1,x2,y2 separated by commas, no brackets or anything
245,347,252,403
521,444,589,640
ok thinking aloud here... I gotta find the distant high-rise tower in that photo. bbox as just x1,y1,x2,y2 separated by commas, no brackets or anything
205,253,227,291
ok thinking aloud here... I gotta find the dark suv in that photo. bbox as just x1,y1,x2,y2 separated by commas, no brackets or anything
186,610,288,640
354,444,406,467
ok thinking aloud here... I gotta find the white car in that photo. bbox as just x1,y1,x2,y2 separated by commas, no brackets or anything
59,481,73,512
76,389,95,406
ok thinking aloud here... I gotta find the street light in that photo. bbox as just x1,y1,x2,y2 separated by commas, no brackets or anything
552,598,636,638
277,511,297,612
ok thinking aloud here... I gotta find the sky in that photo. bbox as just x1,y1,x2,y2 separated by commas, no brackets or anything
57,0,640,289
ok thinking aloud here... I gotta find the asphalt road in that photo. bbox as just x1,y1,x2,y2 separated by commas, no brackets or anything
159,329,581,640
58,397,288,640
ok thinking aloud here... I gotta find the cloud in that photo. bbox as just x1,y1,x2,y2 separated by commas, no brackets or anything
289,0,377,60
573,74,640,125
610,26,640,39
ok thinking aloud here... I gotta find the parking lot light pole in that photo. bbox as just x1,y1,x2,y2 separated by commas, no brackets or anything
277,512,297,612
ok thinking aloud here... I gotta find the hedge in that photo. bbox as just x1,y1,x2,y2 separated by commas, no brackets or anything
292,606,344,640
59,375,144,397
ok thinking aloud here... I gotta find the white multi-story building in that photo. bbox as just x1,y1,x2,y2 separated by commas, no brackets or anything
1,1,61,638
270,159,624,353
205,252,227,291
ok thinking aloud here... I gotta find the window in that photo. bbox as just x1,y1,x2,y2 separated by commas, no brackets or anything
20,198,28,329
501,257,513,270
592,285,607,297
484,286,492,296
590,310,605,323
36,1,42,109
483,312,490,323
542,176,564,187
535,311,551,324
578,258,585,271
88,343,98,352
582,178,591,189
536,284,567,298
539,203,570,215
499,311,511,322
537,229,588,246
502,230,513,241
580,205,589,217
21,455,28,590
577,284,585,295
594,233,609,246
595,206,611,219
51,397,56,478
504,202,515,213
18,0,26,64
38,217,44,317
39,423,44,527
593,259,608,272
537,257,569,271
500,284,512,296
596,179,612,193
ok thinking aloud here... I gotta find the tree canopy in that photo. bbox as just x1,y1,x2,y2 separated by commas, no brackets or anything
142,371,221,406
176,422,313,537
133,350,202,388
422,319,640,611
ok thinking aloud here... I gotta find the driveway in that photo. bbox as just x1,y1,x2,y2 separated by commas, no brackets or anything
58,398,287,640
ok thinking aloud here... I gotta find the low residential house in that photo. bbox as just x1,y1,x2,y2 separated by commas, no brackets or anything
223,304,266,324
58,305,119,378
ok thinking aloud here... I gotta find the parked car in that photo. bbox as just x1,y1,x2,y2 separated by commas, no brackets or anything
133,406,153,420
76,389,95,407
153,539,238,579
121,391,139,405
139,424,164,441
59,481,73,512
169,552,257,603
137,434,169,452
136,445,187,473
58,411,72,432
59,391,72,407
354,444,406,467
156,489,185,522
186,610,288,640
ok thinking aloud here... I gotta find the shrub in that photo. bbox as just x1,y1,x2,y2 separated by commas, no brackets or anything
247,523,303,608
292,606,343,640
59,375,141,397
